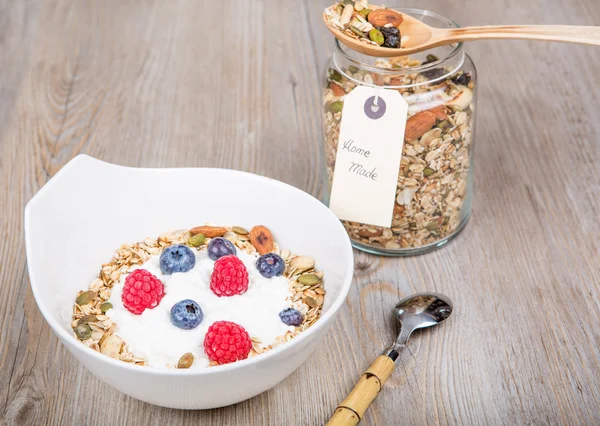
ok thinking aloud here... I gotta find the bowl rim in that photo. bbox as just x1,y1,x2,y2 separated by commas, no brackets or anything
25,155,355,376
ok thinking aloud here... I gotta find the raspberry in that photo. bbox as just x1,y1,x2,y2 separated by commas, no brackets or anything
121,269,165,315
203,321,252,365
210,255,249,297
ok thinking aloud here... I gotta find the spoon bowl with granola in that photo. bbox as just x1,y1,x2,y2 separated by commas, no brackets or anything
324,1,600,57
25,155,354,409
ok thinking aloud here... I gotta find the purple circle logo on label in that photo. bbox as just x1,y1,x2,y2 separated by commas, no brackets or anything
363,96,386,120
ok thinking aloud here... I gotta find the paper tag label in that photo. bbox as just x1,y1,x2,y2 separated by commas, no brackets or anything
329,86,408,228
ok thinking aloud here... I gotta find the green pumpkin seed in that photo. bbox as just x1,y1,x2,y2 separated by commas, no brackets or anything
347,65,359,74
298,274,321,286
232,226,249,235
335,4,343,14
76,291,95,305
438,120,450,130
349,25,364,37
369,29,384,46
423,167,435,177
329,101,344,114
100,302,113,313
359,8,371,19
426,54,439,63
178,352,194,369
425,222,439,231
187,233,206,247
74,323,92,340
328,69,343,83
342,0,354,5
77,315,97,326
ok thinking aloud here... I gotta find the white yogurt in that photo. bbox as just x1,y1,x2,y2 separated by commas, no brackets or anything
107,249,293,369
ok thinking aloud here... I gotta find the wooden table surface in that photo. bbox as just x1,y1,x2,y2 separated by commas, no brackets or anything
2,0,600,425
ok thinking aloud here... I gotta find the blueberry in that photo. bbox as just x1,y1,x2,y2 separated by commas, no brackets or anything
451,72,471,86
207,237,236,261
380,26,400,48
160,244,196,275
279,308,303,326
379,26,400,38
170,299,203,330
421,67,446,80
256,253,285,278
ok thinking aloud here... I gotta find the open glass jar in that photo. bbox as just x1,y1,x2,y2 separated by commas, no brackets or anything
322,8,477,256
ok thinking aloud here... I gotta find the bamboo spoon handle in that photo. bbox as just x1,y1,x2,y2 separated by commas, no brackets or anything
438,25,600,46
326,356,395,426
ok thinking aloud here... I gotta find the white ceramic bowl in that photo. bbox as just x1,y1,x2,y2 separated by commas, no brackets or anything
24,155,354,409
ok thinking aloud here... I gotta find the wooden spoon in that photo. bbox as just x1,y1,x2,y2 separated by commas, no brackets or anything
323,5,600,57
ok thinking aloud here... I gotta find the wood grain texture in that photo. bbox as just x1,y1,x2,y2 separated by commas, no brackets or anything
1,0,600,425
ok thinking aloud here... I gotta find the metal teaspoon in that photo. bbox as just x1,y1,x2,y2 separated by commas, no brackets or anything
327,292,453,425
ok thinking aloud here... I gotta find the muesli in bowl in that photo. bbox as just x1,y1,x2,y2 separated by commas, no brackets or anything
71,224,325,369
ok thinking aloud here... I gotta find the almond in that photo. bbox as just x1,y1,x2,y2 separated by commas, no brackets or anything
358,228,383,238
404,111,436,141
190,226,226,238
367,8,403,27
329,81,345,97
428,105,449,120
249,225,274,255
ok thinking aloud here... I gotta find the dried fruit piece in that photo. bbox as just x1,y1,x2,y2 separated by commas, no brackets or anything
358,228,383,238
421,68,446,80
74,322,92,340
249,226,274,255
452,72,471,86
380,26,400,48
76,291,95,305
232,226,249,235
298,274,321,286
178,353,194,369
367,8,403,27
187,233,206,247
369,28,384,45
189,226,227,238
329,81,345,97
404,111,436,141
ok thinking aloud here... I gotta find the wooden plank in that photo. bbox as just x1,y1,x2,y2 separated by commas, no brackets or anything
1,0,600,425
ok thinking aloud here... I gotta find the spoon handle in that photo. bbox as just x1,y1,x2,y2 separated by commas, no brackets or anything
438,25,600,46
326,355,395,426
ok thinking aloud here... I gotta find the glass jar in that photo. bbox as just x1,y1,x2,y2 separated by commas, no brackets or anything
322,8,477,256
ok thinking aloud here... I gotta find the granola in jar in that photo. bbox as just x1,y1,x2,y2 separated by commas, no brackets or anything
322,9,477,256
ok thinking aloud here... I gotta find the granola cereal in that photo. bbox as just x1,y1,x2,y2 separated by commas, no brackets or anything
323,47,476,253
325,1,406,49
71,226,325,368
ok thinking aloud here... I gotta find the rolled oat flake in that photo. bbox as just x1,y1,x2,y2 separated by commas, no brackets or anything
329,86,408,228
